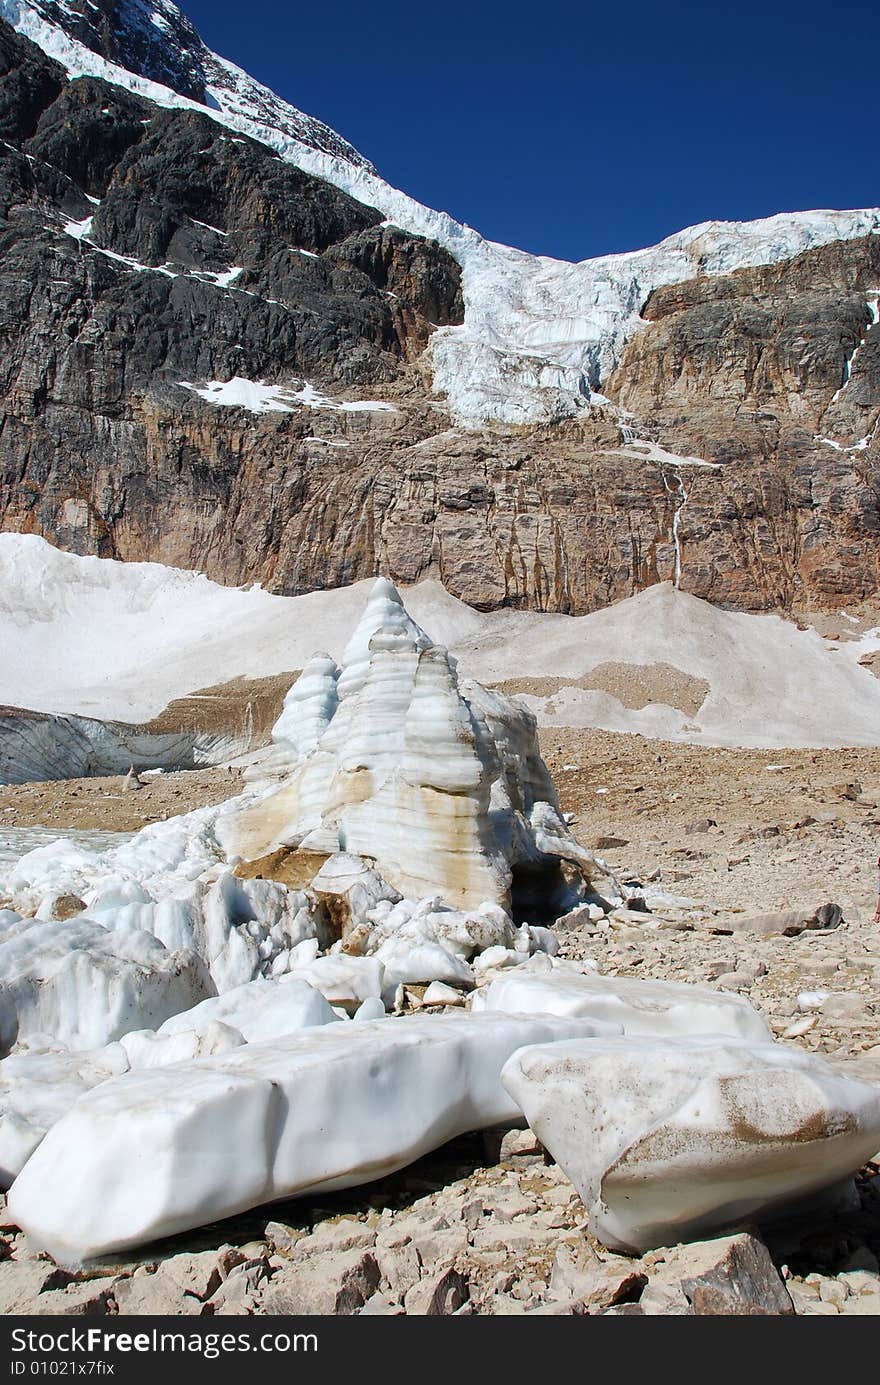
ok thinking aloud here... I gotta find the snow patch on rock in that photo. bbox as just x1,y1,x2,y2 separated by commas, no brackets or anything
177,377,395,414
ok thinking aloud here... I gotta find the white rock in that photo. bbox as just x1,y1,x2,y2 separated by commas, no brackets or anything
783,1016,818,1039
9,1012,606,1265
474,965,771,1040
502,1035,880,1252
798,990,831,1013
527,926,559,956
473,946,524,974
422,982,466,1007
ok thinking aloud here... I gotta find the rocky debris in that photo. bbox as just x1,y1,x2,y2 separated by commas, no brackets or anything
113,1268,204,1316
420,981,467,1007
547,1244,646,1309
261,1249,380,1316
403,1266,470,1316
0,1258,67,1313
0,1117,876,1316
0,763,246,832
549,902,607,930
643,1234,794,1316
687,818,717,834
374,1234,421,1299
1,725,879,1313
499,1128,544,1161
834,784,863,802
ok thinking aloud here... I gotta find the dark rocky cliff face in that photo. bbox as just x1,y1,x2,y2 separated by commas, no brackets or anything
0,17,877,615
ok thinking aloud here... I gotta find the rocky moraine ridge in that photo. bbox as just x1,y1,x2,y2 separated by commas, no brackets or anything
0,9,877,613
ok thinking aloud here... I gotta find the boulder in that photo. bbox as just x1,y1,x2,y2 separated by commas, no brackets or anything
260,1249,380,1315
29,1277,118,1317
548,1245,646,1309
645,1234,794,1316
713,903,844,937
113,1270,202,1316
403,1267,470,1316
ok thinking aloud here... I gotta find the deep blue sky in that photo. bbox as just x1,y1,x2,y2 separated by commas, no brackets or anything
183,0,879,263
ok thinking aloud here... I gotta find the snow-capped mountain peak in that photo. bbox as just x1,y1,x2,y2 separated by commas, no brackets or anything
1,0,375,168
6,0,208,100
3,0,879,424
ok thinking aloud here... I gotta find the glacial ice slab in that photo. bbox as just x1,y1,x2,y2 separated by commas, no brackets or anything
0,913,213,1056
10,1012,607,1265
0,978,340,1186
156,976,340,1043
473,965,772,1041
0,1045,129,1186
501,1035,880,1253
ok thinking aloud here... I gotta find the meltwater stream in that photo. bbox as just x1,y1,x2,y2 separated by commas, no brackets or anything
0,827,132,868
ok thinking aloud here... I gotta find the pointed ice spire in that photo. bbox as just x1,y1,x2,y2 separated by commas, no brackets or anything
271,653,339,763
336,577,432,703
